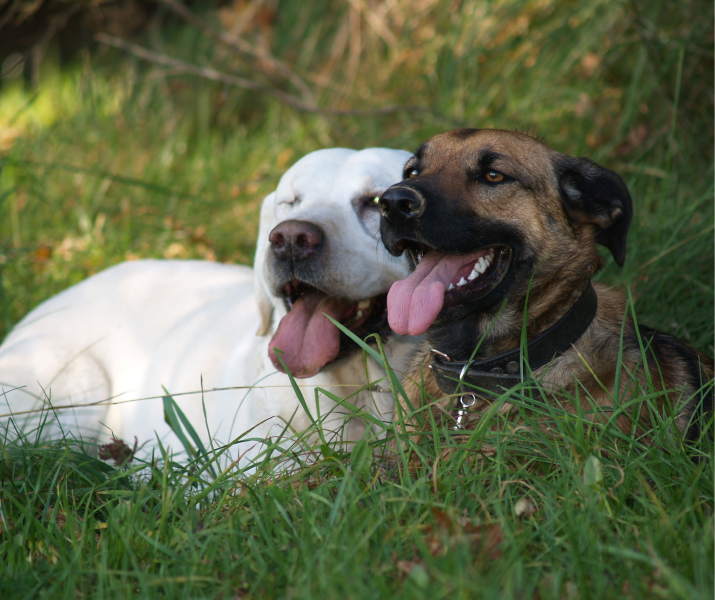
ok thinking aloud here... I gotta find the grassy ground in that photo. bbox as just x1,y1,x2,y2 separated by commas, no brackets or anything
0,0,713,598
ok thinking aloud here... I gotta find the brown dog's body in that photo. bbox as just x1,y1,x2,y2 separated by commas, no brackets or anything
378,129,712,446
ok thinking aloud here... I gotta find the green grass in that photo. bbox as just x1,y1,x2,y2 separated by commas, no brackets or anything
2,373,712,599
0,0,713,597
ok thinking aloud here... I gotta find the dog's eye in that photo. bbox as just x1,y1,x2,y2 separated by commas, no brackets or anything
354,194,381,214
354,194,382,237
364,195,380,210
408,168,419,178
485,171,504,183
279,195,300,206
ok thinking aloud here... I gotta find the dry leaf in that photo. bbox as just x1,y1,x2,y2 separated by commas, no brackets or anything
514,497,537,518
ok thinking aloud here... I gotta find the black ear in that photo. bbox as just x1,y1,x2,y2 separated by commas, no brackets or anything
556,156,633,267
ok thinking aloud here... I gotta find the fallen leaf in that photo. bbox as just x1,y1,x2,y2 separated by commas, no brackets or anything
514,497,537,518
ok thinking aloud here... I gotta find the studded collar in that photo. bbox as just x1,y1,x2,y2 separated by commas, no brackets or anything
429,281,598,399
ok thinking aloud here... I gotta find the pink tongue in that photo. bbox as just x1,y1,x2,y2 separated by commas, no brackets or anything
387,251,474,336
269,293,349,378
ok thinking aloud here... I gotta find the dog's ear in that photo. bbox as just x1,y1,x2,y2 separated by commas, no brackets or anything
254,192,277,336
556,156,633,266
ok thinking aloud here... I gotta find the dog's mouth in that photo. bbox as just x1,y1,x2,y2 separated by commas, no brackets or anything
387,241,512,336
407,245,510,297
268,280,389,378
282,280,386,330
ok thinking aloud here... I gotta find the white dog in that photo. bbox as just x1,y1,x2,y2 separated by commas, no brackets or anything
0,148,415,466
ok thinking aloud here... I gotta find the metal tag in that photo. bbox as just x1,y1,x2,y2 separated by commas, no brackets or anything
452,394,477,430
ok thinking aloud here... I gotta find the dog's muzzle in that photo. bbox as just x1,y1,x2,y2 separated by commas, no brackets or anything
378,185,426,226
378,184,430,258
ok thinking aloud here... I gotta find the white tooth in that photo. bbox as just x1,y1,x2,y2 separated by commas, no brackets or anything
357,299,371,309
457,277,467,287
468,268,479,281
448,283,455,290
476,258,487,274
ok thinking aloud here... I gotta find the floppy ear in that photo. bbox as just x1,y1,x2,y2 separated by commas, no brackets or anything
254,192,277,336
556,156,633,266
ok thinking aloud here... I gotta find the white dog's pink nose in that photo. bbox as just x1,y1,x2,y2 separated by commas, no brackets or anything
269,220,324,261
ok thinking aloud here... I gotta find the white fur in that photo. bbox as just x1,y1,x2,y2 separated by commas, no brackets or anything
0,147,415,466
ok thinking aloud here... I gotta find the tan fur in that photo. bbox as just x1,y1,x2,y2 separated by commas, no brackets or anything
383,130,713,452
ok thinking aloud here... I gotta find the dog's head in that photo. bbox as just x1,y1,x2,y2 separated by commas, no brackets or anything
378,129,632,352
254,147,412,377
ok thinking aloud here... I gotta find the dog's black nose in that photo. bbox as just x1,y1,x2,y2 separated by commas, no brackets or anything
269,220,324,261
378,186,425,225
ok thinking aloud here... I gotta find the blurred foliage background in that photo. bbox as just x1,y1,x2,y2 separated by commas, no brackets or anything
0,0,712,349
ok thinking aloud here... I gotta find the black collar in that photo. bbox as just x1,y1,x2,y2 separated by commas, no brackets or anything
429,282,598,399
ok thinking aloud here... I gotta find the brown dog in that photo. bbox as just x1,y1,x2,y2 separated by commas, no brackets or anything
378,129,712,448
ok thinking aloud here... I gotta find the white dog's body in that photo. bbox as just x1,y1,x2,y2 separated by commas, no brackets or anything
0,148,414,465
